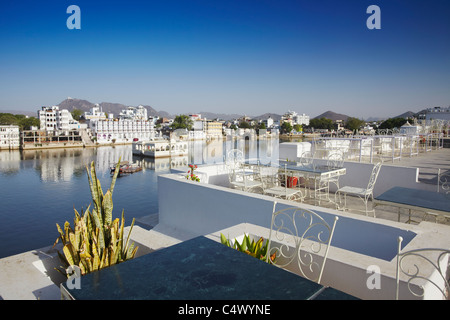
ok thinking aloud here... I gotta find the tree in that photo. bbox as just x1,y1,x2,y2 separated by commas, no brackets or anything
18,117,40,130
307,117,334,131
0,113,19,125
280,121,293,134
378,118,407,130
345,117,365,131
0,113,40,130
238,120,251,129
293,124,303,133
71,109,83,121
171,115,193,130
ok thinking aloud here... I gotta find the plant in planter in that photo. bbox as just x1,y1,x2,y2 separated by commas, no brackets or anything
186,164,200,182
220,233,276,264
54,159,138,277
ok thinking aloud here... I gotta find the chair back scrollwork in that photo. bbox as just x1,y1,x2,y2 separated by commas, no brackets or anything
266,202,339,284
396,236,450,300
367,162,382,193
437,169,450,195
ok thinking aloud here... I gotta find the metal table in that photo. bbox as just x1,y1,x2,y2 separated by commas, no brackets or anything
374,186,450,223
284,164,346,203
60,236,357,300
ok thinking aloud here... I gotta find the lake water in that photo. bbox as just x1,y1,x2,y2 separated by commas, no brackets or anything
0,138,280,259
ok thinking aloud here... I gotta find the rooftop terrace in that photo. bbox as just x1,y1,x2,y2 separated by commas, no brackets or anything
0,147,449,300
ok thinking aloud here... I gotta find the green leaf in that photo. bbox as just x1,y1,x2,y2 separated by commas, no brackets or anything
102,190,113,227
123,217,135,257
91,209,105,249
220,233,230,247
110,156,121,195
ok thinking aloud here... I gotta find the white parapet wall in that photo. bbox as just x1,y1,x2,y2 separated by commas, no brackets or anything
158,170,450,300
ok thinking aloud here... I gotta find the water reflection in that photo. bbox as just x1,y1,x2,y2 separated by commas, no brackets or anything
189,136,279,165
0,137,280,258
0,137,280,181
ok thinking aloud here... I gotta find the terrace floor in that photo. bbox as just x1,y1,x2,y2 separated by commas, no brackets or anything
137,147,450,228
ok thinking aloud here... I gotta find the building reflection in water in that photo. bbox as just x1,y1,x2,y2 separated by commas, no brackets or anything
0,135,279,181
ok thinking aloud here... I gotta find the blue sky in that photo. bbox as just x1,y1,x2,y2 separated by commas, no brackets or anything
0,0,449,119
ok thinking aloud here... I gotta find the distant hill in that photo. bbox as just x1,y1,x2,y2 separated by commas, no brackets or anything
196,111,244,121
57,98,172,118
185,111,282,121
394,111,416,119
313,111,349,122
0,109,37,117
252,113,282,122
5,98,439,123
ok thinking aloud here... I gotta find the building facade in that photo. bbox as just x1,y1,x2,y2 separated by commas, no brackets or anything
38,106,87,131
425,106,450,121
281,111,310,126
84,104,107,121
119,105,148,120
91,119,155,144
0,125,20,150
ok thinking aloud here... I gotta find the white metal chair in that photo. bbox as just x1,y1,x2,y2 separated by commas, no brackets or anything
227,165,263,193
395,236,450,300
336,162,382,216
298,151,314,169
225,149,263,193
324,152,345,189
296,151,315,192
315,151,346,204
263,164,304,202
266,202,339,284
257,161,279,188
226,149,244,168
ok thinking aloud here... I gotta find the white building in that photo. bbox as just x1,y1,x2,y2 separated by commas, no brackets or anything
132,139,189,158
119,105,148,120
189,114,202,121
85,105,158,144
399,121,419,135
281,111,310,126
425,106,450,121
263,116,274,128
191,116,223,140
38,106,87,131
91,119,156,144
0,125,20,150
84,104,106,121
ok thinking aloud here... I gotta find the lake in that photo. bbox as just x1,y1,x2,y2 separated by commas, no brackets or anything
0,137,280,258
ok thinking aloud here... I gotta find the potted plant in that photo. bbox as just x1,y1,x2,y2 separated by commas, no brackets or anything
220,233,276,264
186,164,200,182
53,158,138,277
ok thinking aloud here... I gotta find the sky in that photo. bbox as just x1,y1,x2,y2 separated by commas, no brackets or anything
0,0,449,119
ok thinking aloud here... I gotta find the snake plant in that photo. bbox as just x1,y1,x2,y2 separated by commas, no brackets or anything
220,233,276,263
54,159,138,277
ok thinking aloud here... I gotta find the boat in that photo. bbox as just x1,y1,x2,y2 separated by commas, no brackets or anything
110,161,142,175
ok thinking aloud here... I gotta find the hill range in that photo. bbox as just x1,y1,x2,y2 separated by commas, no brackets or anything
1,97,427,122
